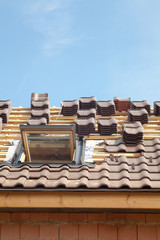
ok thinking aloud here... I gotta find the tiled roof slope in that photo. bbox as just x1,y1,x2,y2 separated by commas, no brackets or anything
1,97,160,190
0,155,160,189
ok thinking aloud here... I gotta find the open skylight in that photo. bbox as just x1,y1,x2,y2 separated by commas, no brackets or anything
20,125,76,163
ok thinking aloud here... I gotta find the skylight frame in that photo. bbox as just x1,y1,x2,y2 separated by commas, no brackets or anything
20,124,76,162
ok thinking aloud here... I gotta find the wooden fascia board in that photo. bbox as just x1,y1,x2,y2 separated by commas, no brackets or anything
0,191,160,210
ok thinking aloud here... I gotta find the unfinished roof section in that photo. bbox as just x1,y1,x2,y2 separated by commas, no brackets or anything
1,95,160,193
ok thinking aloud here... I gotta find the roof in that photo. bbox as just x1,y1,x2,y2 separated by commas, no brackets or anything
1,96,160,192
0,155,160,190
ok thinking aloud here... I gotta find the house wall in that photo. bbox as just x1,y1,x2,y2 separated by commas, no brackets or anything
0,212,159,240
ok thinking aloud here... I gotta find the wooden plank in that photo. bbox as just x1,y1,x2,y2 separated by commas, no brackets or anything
0,135,21,140
51,116,77,120
0,146,9,150
12,107,31,110
144,125,160,129
0,192,160,209
50,120,75,124
97,116,127,120
92,152,141,158
1,130,20,134
144,136,160,139
9,115,30,120
8,120,27,124
11,111,31,114
0,140,11,145
0,152,7,157
85,135,122,140
2,124,20,129
85,135,160,140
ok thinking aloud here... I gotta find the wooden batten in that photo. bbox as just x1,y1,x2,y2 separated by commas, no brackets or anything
1,130,20,134
92,152,141,159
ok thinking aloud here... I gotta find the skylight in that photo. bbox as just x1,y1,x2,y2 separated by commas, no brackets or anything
20,125,76,163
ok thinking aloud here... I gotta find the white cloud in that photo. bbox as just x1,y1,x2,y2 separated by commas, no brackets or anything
23,0,74,55
29,0,70,14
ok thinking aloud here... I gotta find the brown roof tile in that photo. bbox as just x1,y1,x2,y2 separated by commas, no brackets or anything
154,101,160,116
122,122,144,144
75,118,95,135
31,109,50,124
61,100,79,116
97,101,115,116
105,138,160,153
128,109,148,125
1,155,160,189
114,97,131,112
0,100,12,113
0,109,10,123
105,142,145,153
97,118,117,135
27,118,47,125
31,100,50,110
31,93,48,102
77,109,96,119
79,97,97,109
130,100,150,114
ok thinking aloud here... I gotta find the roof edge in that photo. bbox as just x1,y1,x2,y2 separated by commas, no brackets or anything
1,191,160,210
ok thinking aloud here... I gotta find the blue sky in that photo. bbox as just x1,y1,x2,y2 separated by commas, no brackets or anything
0,0,160,107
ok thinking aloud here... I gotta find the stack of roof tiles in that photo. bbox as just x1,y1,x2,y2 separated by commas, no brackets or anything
61,100,79,116
0,100,12,113
130,100,150,114
77,109,96,119
122,122,144,145
75,118,95,135
114,97,130,112
79,97,96,109
97,118,117,135
30,93,50,124
154,101,160,116
128,109,148,124
96,101,115,116
0,100,12,123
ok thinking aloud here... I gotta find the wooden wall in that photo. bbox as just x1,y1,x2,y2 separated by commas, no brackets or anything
0,212,160,239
